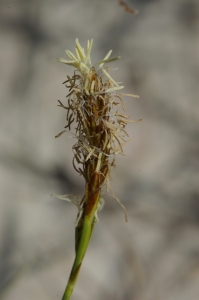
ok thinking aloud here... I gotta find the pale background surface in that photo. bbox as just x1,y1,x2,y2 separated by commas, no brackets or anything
0,0,199,299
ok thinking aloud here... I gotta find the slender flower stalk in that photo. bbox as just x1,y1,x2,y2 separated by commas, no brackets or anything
54,39,140,300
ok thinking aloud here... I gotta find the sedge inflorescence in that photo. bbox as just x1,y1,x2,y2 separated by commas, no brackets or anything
55,39,140,222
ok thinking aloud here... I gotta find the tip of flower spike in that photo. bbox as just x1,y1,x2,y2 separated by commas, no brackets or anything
56,39,125,95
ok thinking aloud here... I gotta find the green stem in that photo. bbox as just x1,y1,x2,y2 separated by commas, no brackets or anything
61,191,100,300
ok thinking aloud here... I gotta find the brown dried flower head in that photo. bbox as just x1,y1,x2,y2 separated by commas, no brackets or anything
55,39,140,221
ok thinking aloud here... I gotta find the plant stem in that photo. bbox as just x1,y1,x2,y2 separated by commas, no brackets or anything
62,189,100,300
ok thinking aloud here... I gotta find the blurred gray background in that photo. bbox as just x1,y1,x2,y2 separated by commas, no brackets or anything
0,0,199,299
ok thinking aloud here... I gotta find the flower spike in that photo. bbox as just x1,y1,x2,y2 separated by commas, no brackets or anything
55,39,140,300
